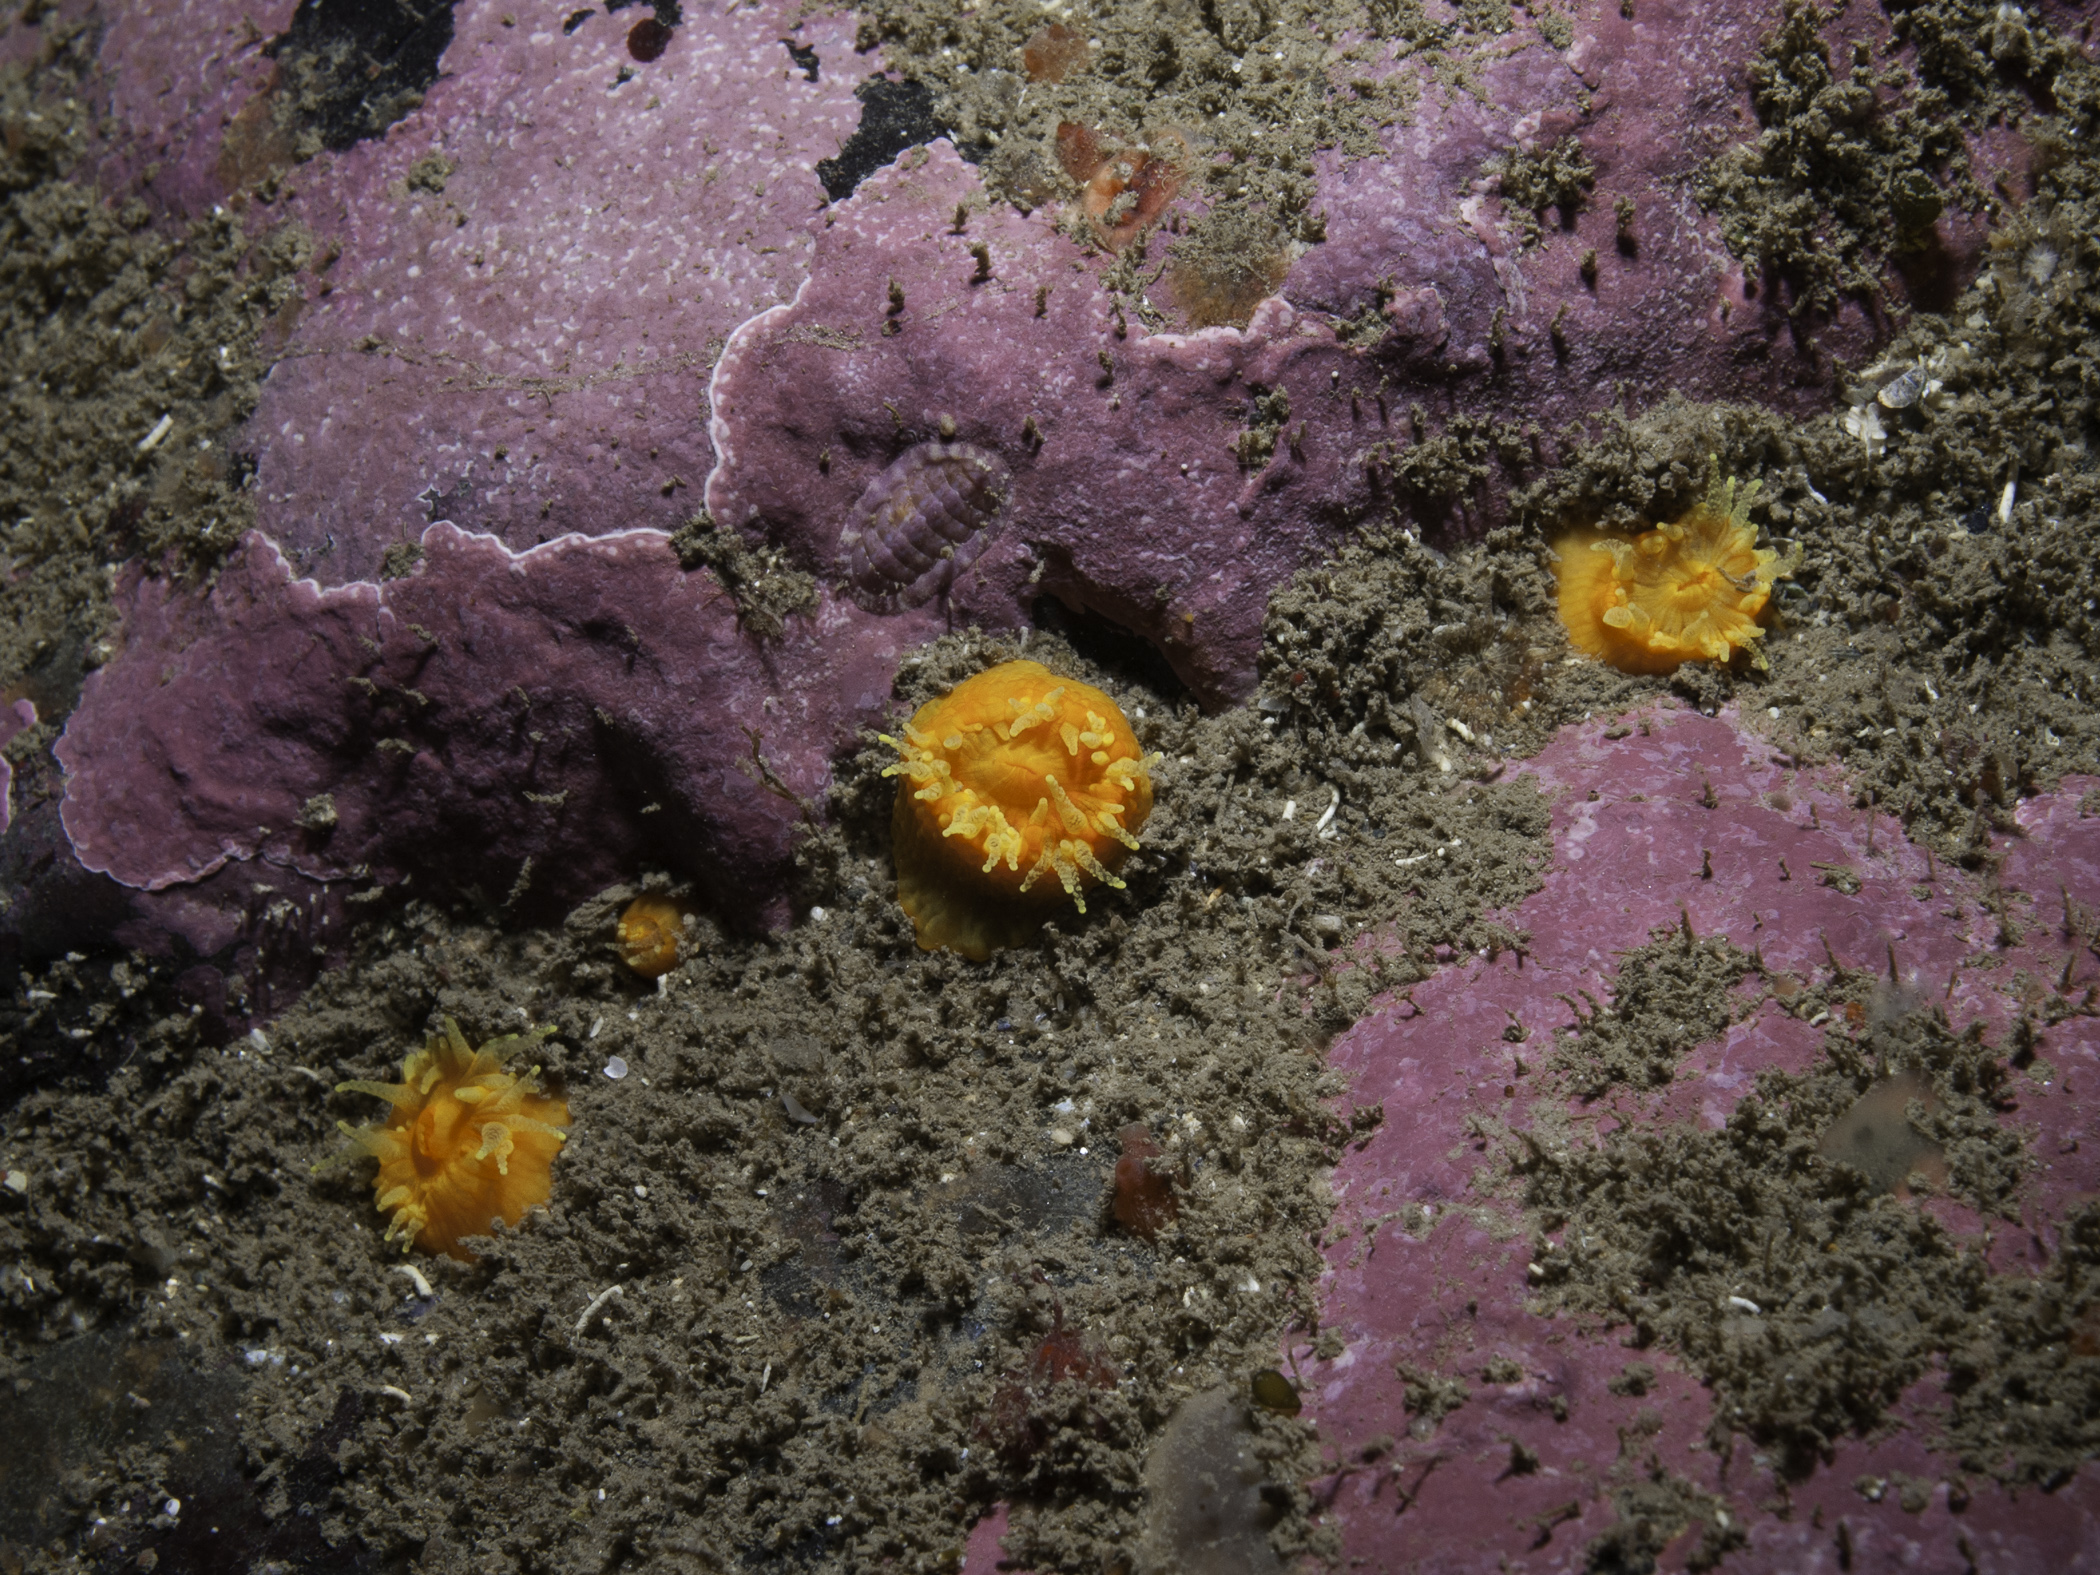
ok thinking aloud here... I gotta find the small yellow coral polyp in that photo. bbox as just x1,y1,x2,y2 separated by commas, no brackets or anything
616,894,690,978
1553,474,1801,675
335,1019,570,1261
882,660,1158,960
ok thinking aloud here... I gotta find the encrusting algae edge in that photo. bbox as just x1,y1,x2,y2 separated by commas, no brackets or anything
883,660,1160,960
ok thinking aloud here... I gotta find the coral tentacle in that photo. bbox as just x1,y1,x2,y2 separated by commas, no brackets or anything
327,1018,569,1259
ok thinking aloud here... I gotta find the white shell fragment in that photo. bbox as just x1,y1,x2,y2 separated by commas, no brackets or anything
1876,366,1926,408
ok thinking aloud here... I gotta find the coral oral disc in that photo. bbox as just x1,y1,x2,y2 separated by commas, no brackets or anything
882,660,1158,959
616,894,691,978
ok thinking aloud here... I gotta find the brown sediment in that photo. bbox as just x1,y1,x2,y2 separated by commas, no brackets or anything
0,604,1557,1570
1546,923,1763,1099
1513,1001,2060,1478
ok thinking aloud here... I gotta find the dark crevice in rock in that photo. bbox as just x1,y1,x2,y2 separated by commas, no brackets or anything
817,78,951,202
265,0,460,155
783,38,820,82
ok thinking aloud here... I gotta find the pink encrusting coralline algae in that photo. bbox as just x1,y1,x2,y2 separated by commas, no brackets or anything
967,708,2100,1571
34,0,1971,959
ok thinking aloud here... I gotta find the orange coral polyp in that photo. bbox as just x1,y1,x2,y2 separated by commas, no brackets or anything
335,1019,570,1260
883,660,1157,959
616,894,690,977
1552,474,1800,675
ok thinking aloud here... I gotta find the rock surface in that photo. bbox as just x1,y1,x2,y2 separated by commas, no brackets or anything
1307,708,2100,1573
962,706,2100,1569
246,0,868,584
9,0,2026,1018
56,525,906,932
0,699,31,837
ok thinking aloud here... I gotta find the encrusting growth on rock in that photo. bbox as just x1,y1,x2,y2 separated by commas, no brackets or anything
883,659,1157,959
330,1019,570,1260
1551,469,1799,674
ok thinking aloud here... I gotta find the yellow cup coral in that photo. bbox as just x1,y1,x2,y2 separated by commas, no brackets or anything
616,894,690,978
1552,472,1800,674
333,1019,570,1260
883,659,1158,959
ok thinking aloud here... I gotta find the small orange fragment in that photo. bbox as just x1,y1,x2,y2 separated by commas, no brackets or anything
1111,1123,1178,1242
1053,120,1102,184
1021,22,1090,83
616,894,690,977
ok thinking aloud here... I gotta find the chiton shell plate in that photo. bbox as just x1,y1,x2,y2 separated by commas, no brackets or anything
838,442,1008,612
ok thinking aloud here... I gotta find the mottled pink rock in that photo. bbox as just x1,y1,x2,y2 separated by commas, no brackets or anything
6,0,2063,1027
704,142,1357,704
961,1504,1014,1571
93,0,296,219
248,0,868,584
55,525,906,929
1286,1,1912,386
1304,707,2100,1573
698,0,2029,703
12,0,880,954
11,0,2098,1548
0,0,293,215
968,716,2100,1574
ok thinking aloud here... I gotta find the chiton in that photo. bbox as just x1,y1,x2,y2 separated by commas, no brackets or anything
838,442,1008,612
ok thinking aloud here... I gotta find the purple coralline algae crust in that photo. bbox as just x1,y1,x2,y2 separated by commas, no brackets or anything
0,0,297,218
243,0,867,584
94,0,294,218
14,0,879,954
971,714,2100,1575
5,0,2061,1007
1300,708,2100,1573
1286,1,1915,397
698,1,2009,704
55,525,908,930
704,143,1364,704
